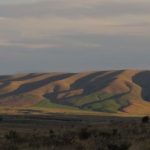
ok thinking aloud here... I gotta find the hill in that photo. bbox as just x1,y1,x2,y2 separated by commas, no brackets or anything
0,70,150,116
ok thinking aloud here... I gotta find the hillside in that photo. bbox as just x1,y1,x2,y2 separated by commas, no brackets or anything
0,70,150,116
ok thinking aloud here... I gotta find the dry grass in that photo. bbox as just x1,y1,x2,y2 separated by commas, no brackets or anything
0,70,150,116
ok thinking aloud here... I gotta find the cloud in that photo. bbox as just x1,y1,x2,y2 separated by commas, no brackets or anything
0,41,58,49
0,0,150,18
0,0,41,5
0,13,150,51
0,15,150,37
0,0,150,73
0,0,150,45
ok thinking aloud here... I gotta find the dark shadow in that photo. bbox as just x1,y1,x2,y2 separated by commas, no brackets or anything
82,84,132,110
71,70,124,95
0,73,48,91
81,89,131,111
44,86,60,100
71,71,108,90
81,92,129,108
0,73,75,98
45,70,124,103
0,75,12,81
12,73,48,81
0,80,11,89
133,71,150,101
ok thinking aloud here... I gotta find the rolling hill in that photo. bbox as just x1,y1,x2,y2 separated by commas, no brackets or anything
0,70,150,116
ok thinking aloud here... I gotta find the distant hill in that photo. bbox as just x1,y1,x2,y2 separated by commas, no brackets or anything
0,70,150,116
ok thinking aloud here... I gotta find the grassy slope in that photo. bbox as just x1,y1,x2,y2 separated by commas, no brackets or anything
27,92,130,113
1,70,150,116
70,92,129,113
34,98,78,110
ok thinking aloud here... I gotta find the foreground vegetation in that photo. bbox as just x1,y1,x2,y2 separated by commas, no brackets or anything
0,116,149,150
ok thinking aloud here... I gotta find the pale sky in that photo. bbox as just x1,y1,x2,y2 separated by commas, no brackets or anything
0,0,150,74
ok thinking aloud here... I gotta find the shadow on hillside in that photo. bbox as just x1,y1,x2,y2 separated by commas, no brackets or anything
0,73,75,98
71,70,123,94
0,81,11,89
81,89,131,110
12,73,48,81
0,73,48,90
0,75,12,81
133,71,150,101
45,70,124,103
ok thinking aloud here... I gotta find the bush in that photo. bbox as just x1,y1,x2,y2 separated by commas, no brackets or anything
5,130,20,142
108,142,131,150
142,116,149,124
0,116,3,122
78,128,91,140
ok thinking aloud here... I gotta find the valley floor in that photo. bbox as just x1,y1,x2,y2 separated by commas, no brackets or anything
0,113,149,150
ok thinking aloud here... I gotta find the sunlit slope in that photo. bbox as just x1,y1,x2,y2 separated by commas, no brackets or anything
0,70,150,115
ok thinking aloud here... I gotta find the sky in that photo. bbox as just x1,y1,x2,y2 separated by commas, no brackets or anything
0,0,150,74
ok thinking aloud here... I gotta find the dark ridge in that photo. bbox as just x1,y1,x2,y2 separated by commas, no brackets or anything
12,73,48,81
71,71,108,89
0,80,11,89
71,70,124,95
0,73,75,98
81,82,132,111
0,75,12,81
132,71,150,101
44,71,108,102
45,70,124,102
44,84,66,104
0,73,48,91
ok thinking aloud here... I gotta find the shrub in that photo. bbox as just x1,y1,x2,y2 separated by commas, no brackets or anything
108,142,131,150
142,116,149,124
5,130,20,142
78,128,91,140
0,116,3,122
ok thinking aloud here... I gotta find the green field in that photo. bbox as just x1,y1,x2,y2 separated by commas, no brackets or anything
70,92,130,113
33,92,130,113
34,98,78,110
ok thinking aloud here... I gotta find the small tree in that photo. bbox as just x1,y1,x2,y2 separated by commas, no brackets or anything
78,128,91,140
0,116,3,122
142,116,149,124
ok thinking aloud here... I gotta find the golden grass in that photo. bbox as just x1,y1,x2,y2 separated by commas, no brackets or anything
0,70,150,116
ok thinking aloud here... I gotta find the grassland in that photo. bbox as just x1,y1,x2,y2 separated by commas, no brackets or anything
34,98,78,109
0,70,150,115
70,92,129,113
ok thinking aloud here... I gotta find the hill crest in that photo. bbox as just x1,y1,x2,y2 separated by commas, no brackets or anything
0,69,150,115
